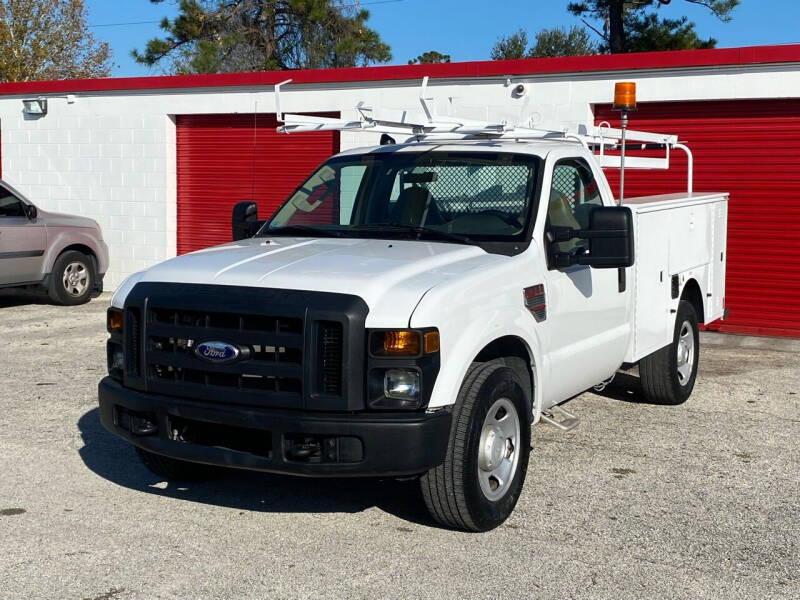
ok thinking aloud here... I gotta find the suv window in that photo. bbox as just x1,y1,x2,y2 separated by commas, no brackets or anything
0,188,25,217
547,158,603,254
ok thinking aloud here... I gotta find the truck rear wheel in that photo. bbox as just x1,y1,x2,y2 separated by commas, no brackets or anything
135,447,216,481
639,300,699,405
420,362,531,532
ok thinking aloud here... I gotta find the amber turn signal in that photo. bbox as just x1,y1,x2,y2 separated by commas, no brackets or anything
423,331,440,354
382,330,420,356
107,308,123,333
613,81,637,111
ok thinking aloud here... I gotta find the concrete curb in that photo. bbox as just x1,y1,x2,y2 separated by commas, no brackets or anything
700,331,800,353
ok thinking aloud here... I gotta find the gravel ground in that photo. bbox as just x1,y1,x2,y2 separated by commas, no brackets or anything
0,290,798,600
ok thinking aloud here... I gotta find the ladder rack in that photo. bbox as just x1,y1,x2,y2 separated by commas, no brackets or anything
273,77,694,195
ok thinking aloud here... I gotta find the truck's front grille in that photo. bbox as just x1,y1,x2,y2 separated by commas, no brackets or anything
318,321,343,395
121,283,368,411
125,307,141,376
144,308,306,408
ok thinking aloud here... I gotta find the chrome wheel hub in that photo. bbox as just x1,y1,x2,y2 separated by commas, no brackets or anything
478,397,521,501
63,262,88,297
676,320,695,386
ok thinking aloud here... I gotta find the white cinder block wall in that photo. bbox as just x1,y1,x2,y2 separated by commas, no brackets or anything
0,58,798,288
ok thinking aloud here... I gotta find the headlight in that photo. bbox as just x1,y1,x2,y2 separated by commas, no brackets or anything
367,328,440,411
107,340,124,381
384,369,420,401
369,368,422,410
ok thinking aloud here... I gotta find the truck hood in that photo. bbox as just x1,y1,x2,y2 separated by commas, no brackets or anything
130,237,502,326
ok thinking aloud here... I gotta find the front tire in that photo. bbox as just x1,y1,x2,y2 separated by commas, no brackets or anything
48,250,94,305
639,299,700,405
420,362,531,532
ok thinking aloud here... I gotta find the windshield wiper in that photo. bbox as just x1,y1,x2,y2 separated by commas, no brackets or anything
352,223,476,245
261,225,344,238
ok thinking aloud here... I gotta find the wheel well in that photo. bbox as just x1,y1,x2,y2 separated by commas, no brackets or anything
681,278,705,323
59,244,96,260
474,336,534,412
54,244,97,275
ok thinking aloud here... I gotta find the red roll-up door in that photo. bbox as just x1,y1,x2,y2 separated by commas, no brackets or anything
595,100,800,338
176,113,339,255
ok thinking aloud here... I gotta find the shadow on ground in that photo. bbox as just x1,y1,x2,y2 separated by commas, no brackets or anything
0,289,51,308
592,372,649,404
77,408,438,527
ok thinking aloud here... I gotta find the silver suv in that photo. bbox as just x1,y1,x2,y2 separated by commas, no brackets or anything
0,180,109,305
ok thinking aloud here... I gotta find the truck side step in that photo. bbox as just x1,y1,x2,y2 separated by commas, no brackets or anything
540,405,580,432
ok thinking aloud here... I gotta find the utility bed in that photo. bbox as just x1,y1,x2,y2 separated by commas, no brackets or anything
626,192,729,362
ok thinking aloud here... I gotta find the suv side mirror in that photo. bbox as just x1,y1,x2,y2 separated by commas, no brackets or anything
22,203,37,220
552,206,634,269
231,201,264,241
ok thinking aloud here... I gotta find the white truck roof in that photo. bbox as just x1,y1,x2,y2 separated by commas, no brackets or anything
335,140,580,158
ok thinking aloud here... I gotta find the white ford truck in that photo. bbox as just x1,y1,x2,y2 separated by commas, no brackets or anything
99,85,727,531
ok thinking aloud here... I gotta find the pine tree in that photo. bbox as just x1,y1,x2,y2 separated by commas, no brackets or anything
133,0,392,74
567,0,738,53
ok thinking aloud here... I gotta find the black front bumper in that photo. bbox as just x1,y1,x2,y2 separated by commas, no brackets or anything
98,377,451,477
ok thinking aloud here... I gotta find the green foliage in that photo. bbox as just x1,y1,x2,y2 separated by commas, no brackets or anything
491,26,596,60
567,0,739,53
0,0,112,82
626,14,716,52
529,26,597,58
133,0,392,74
491,30,528,60
408,50,451,65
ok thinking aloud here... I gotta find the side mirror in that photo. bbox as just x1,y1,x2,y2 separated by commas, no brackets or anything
231,201,264,241
22,203,37,220
552,206,634,269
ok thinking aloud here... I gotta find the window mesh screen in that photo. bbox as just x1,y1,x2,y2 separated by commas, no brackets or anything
410,165,532,216
551,167,578,202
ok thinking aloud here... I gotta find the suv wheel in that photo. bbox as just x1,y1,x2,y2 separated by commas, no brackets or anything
48,250,94,305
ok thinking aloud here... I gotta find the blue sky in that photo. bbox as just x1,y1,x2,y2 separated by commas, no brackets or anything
89,0,800,77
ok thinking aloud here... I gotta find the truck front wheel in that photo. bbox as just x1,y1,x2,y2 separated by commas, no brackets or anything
639,300,700,405
420,362,531,532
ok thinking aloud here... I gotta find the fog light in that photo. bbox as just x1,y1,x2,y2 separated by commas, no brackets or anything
384,369,420,401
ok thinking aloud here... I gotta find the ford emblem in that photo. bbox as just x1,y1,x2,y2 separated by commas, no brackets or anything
195,341,241,364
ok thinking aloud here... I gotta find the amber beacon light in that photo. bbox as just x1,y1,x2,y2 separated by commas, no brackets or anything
611,82,637,205
613,82,637,111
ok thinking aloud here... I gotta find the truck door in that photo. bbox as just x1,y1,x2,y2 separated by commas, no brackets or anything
539,156,630,404
0,187,46,285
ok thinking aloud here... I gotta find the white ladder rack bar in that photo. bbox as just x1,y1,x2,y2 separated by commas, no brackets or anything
273,78,694,194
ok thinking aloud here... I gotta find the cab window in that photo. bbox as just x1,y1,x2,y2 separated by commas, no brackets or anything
547,158,603,254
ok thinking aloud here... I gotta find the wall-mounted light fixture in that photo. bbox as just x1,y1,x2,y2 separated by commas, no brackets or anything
22,98,48,116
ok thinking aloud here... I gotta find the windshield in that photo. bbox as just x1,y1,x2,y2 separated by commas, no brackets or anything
261,151,540,244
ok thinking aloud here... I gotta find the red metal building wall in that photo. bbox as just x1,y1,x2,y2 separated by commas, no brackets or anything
596,100,800,338
176,113,339,254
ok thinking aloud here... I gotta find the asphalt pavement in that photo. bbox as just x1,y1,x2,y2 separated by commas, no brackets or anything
0,290,797,600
